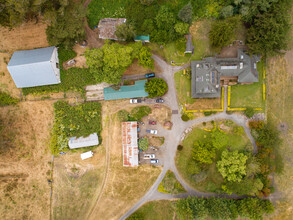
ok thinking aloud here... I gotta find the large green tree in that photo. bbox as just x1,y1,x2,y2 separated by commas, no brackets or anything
246,0,291,55
192,141,215,164
145,78,168,98
46,1,85,48
115,23,136,41
137,47,154,69
178,2,193,24
217,150,248,182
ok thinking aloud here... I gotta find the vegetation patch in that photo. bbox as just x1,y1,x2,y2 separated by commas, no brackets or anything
50,101,102,155
158,170,186,194
230,59,264,108
138,137,149,151
22,47,96,96
87,0,127,29
0,91,19,106
145,78,168,98
129,197,274,220
148,136,164,147
175,120,257,194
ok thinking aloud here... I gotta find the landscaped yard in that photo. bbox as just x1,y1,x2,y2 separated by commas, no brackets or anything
175,120,253,193
158,170,186,194
174,70,221,110
230,59,264,108
149,20,213,64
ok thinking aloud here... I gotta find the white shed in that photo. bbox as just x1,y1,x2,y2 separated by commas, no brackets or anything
68,133,99,149
81,151,94,160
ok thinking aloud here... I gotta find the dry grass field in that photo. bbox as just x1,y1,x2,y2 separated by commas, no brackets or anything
266,48,293,220
87,101,162,220
0,101,54,220
0,20,48,51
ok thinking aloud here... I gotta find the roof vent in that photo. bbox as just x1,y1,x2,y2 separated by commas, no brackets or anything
240,62,243,69
240,55,244,59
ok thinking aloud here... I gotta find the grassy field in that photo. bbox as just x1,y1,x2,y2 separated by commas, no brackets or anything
175,120,253,192
158,170,186,194
87,0,127,28
149,20,213,64
127,200,176,220
230,59,264,108
53,147,106,220
266,50,293,219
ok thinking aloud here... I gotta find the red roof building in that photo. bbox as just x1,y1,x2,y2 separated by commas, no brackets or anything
122,122,138,167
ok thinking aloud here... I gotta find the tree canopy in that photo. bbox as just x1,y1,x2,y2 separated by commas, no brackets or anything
145,78,168,98
217,150,248,182
178,2,193,24
115,23,136,41
192,141,215,164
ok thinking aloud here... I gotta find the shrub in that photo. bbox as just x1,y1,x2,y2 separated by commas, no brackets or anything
0,92,19,106
244,107,255,118
177,145,183,151
202,122,206,126
181,114,189,121
193,141,216,164
118,110,129,122
249,121,263,130
138,137,149,151
145,78,168,98
223,120,234,127
233,126,244,136
204,111,217,116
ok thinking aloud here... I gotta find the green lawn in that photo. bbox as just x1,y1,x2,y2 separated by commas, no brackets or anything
127,200,175,220
87,0,127,28
230,60,264,108
174,70,195,106
149,20,213,64
175,121,253,193
158,170,186,194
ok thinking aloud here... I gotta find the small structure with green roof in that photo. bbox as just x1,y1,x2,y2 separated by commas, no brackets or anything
103,80,148,100
134,35,150,43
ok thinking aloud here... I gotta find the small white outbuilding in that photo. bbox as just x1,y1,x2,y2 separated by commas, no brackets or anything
80,151,94,160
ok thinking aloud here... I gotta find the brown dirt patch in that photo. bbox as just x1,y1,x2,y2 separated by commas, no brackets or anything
0,101,54,220
148,136,165,147
186,98,221,110
0,20,49,51
146,105,172,125
124,59,162,75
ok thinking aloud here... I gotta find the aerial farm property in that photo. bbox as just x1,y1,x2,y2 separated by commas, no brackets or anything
0,0,293,220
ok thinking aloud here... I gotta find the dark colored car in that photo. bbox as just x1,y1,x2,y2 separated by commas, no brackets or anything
149,120,157,125
156,98,164,103
145,73,155,78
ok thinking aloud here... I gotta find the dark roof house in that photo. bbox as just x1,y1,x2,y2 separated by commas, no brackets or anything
98,18,126,40
7,46,60,88
191,49,260,98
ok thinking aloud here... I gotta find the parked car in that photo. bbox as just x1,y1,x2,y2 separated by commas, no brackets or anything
156,98,164,103
145,73,155,78
149,120,157,125
146,129,158,134
138,121,145,125
150,159,159,164
130,98,142,103
144,154,155,159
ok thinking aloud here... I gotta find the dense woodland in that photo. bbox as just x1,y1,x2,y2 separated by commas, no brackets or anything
1,0,292,55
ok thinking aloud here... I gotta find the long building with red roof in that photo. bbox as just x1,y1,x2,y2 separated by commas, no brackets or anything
122,121,139,167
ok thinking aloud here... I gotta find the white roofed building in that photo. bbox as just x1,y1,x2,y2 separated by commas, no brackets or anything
122,122,139,167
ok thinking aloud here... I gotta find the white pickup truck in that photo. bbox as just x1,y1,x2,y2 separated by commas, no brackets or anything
143,154,155,159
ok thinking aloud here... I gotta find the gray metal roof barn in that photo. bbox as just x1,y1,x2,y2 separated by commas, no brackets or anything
7,46,61,88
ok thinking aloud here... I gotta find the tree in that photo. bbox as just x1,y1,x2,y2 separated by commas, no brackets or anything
217,150,248,182
223,177,263,196
246,0,291,55
174,22,189,35
209,17,239,48
115,23,136,41
155,6,176,30
46,2,85,48
221,5,234,18
178,2,193,24
210,127,228,149
145,78,168,98
85,42,134,84
138,137,149,151
192,141,216,164
137,47,154,69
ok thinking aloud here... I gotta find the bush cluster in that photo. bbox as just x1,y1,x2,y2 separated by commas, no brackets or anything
0,92,19,107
